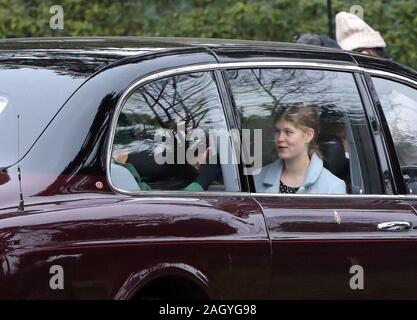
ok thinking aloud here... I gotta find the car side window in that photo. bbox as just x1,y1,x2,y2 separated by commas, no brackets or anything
110,71,240,192
372,77,417,194
226,68,383,195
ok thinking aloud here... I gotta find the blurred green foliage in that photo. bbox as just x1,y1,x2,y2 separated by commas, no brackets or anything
0,0,416,70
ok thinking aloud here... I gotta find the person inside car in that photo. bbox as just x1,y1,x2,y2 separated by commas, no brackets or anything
336,11,386,57
254,105,346,194
111,132,222,191
294,33,341,49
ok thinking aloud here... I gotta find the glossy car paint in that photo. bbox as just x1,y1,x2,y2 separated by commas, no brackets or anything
1,38,417,299
214,46,417,298
1,194,269,299
0,40,270,299
257,195,417,299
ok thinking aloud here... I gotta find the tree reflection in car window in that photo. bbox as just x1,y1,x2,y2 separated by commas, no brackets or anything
372,77,417,194
227,68,383,194
111,71,234,192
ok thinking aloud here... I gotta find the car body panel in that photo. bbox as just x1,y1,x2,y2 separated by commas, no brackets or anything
0,194,269,299
255,196,417,299
1,37,417,299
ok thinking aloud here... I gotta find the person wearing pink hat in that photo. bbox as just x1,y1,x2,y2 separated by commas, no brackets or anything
336,11,386,57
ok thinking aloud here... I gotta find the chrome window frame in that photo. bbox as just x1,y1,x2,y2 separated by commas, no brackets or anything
365,69,417,88
366,69,417,196
106,63,242,195
106,61,417,200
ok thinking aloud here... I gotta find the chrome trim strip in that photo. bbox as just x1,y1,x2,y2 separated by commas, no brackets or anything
364,68,417,87
110,189,417,200
218,61,362,71
106,61,417,199
106,63,222,195
250,193,417,199
113,190,253,198
77,237,270,247
143,64,220,79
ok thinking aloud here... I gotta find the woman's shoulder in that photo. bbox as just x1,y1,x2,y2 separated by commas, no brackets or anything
256,159,283,178
253,159,283,190
111,162,141,191
318,167,346,193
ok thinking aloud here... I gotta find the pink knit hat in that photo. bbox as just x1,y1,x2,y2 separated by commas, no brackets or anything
336,11,386,51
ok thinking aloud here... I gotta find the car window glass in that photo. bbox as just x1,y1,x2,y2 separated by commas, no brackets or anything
372,77,417,194
226,68,382,195
111,71,240,192
0,67,85,168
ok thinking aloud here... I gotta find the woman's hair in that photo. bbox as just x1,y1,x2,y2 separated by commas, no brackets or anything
273,105,322,158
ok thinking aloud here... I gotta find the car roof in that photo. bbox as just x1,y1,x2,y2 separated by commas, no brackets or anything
0,36,415,82
0,36,344,51
0,37,178,76
0,36,349,75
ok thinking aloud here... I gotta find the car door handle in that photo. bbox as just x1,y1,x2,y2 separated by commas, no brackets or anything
377,221,413,231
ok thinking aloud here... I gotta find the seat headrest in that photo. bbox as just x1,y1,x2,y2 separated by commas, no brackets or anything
317,134,347,179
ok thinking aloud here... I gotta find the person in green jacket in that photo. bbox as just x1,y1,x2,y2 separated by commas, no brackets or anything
112,139,221,192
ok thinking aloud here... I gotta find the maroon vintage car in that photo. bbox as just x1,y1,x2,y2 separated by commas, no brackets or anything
0,37,417,299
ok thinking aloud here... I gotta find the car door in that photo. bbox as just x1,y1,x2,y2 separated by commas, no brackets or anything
0,52,270,299
224,63,417,299
367,72,417,202
105,65,271,299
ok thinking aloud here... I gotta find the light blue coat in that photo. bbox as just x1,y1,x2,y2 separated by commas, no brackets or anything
253,153,346,194
111,162,140,191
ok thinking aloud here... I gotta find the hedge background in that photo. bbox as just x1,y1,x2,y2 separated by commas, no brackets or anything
0,0,416,70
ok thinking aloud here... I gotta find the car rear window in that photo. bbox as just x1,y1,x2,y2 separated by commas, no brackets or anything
0,66,86,168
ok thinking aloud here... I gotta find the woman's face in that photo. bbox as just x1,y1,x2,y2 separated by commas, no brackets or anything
274,120,314,161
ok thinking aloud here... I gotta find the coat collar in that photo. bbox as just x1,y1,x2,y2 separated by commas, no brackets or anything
263,153,323,188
